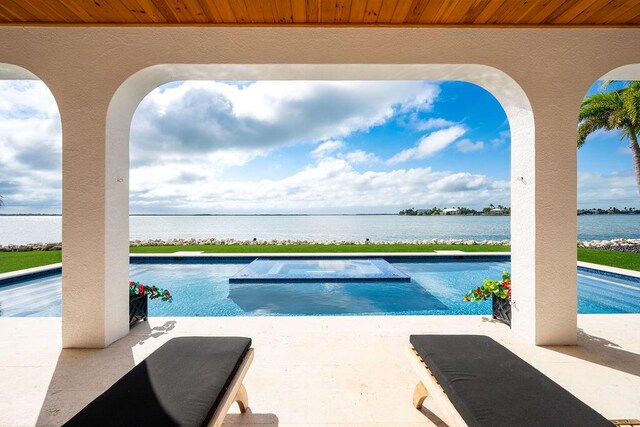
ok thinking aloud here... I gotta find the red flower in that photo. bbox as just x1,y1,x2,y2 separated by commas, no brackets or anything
129,280,173,303
463,270,511,303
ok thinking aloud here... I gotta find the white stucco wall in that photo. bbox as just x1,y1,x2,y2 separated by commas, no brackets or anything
1,27,639,347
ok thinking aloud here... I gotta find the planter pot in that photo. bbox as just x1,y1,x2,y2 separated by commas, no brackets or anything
492,295,511,327
129,294,148,327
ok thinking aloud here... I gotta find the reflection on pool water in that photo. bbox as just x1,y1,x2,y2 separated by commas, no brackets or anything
0,257,638,317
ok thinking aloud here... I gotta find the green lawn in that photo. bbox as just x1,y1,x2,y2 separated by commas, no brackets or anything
0,250,62,274
1,245,638,274
577,248,640,272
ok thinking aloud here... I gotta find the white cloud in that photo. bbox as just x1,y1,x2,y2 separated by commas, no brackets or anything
0,81,59,118
387,125,467,164
491,130,510,148
456,138,484,153
578,170,639,207
412,117,457,131
130,158,510,213
341,150,380,165
428,172,494,192
410,126,467,157
386,147,417,165
0,79,519,215
311,140,345,158
131,80,441,167
0,81,61,212
7,78,638,218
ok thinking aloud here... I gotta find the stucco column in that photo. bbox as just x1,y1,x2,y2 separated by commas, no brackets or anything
60,90,129,348
511,86,582,345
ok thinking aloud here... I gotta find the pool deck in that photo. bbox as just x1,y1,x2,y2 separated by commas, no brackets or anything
1,314,639,426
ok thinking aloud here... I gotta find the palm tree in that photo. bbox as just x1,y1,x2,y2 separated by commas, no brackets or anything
578,81,640,194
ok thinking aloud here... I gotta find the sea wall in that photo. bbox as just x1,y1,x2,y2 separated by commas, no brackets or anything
1,238,639,252
577,238,640,253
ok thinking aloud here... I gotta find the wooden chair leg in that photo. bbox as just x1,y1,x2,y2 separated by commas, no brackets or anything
235,384,249,413
611,419,640,426
413,381,429,409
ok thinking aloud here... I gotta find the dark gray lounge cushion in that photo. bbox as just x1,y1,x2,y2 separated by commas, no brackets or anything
410,334,612,427
64,336,251,427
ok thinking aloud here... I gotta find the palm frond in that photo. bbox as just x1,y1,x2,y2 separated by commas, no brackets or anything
578,90,629,148
578,117,604,148
578,92,620,122
610,109,630,130
622,83,640,125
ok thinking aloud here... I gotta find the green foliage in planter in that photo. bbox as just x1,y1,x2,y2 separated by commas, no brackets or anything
463,270,511,302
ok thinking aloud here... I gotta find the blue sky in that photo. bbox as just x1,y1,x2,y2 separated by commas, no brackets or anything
0,79,637,213
206,82,510,181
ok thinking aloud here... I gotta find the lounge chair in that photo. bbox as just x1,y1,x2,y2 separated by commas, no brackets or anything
63,336,253,427
408,335,639,427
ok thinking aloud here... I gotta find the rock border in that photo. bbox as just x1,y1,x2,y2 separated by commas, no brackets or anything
1,237,639,252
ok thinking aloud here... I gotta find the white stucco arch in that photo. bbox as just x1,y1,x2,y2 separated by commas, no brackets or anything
7,26,637,347
0,63,40,80
600,64,640,82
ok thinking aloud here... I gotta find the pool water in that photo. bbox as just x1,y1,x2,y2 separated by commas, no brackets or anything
1,257,639,317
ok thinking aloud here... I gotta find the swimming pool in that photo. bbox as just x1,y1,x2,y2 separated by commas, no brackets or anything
1,256,639,317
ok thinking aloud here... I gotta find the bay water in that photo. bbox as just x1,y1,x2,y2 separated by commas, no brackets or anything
0,214,638,245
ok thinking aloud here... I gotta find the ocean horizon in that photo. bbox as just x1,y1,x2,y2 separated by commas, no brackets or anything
0,214,639,246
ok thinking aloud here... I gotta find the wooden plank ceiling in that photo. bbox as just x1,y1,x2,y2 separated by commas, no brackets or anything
1,0,640,27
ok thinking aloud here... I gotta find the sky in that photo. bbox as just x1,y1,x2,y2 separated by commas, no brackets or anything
0,79,637,214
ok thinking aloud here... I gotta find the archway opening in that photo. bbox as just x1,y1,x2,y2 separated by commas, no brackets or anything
115,66,532,322
0,64,62,316
576,71,640,282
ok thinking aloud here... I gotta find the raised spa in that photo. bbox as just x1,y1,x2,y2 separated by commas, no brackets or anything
229,258,410,283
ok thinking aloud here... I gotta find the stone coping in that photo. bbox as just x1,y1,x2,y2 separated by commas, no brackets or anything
0,262,61,283
578,261,640,279
130,251,509,258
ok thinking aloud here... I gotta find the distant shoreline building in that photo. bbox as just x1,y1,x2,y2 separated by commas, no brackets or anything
442,208,460,215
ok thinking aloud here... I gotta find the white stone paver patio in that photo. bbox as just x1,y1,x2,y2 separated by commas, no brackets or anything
1,314,639,426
